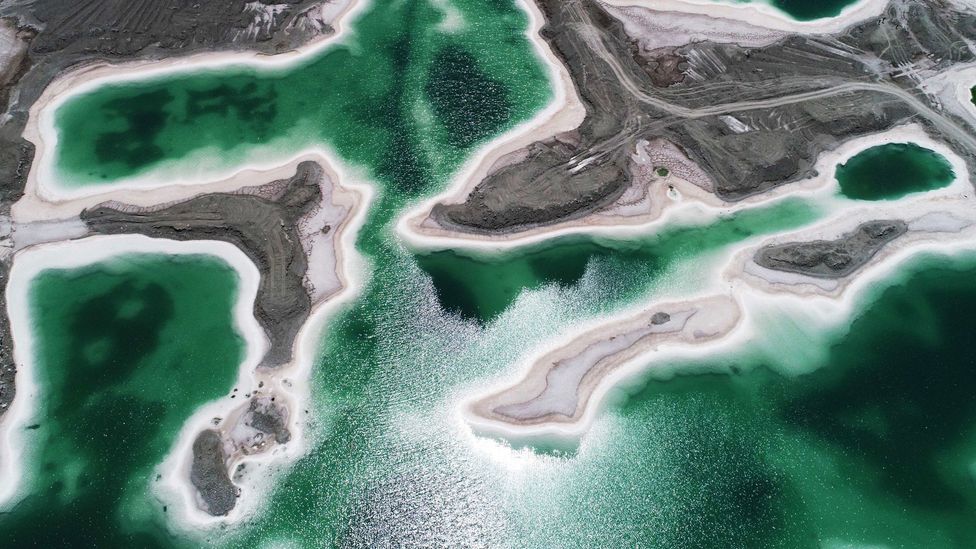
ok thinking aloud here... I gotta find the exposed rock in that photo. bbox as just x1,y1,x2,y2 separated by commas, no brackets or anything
755,220,908,279
0,1,347,417
83,161,325,368
244,396,291,445
0,0,341,205
187,393,292,516
0,262,13,421
190,429,238,517
430,0,976,233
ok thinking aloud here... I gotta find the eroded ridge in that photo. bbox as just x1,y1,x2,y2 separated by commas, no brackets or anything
83,160,353,368
402,0,976,246
0,0,353,206
79,159,365,518
0,153,369,522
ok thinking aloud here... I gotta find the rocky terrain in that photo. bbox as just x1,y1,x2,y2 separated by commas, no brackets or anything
0,0,343,425
0,0,339,205
83,161,325,368
431,0,976,234
4,0,976,521
755,220,908,278
191,395,292,516
190,429,238,517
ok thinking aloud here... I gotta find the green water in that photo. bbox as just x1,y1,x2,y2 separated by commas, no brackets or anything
584,255,976,547
54,0,549,192
0,254,244,546
767,0,862,20
729,0,861,20
417,198,817,323
835,143,955,201
12,0,976,546
220,249,976,548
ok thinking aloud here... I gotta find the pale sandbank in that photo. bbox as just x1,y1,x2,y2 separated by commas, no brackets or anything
461,123,976,444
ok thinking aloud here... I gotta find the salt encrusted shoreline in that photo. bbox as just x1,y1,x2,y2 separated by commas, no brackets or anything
155,167,372,533
7,0,976,527
0,236,267,510
0,161,372,532
399,122,964,253
0,149,374,531
13,0,364,219
460,123,976,444
600,0,890,33
393,0,919,253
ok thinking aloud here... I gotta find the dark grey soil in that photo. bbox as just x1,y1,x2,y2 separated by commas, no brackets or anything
0,0,332,205
755,220,908,279
0,263,13,418
190,429,238,517
83,161,324,368
0,1,336,423
245,396,291,444
431,0,976,234
650,312,671,325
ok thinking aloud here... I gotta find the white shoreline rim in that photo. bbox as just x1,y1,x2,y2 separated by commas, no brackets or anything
155,168,374,534
0,235,269,510
394,0,900,254
599,0,889,33
17,0,368,209
0,170,374,533
397,121,959,254
456,123,976,444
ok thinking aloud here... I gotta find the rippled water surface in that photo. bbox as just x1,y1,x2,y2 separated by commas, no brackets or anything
8,0,976,547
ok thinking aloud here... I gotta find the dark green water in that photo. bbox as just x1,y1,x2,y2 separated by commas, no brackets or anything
54,0,549,192
1,254,244,547
417,198,817,323
13,0,976,546
836,143,955,201
768,0,861,20
729,0,862,20
590,255,976,547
